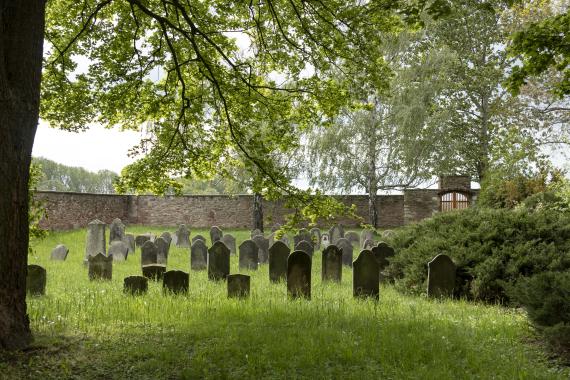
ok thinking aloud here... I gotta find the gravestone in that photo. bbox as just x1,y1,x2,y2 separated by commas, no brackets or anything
322,245,342,283
221,234,237,255
310,228,321,250
321,234,330,249
124,276,148,295
360,229,376,248
160,232,172,246
328,224,344,245
362,239,375,250
250,229,262,238
209,226,223,243
271,223,281,232
345,231,360,246
373,242,395,272
109,240,129,261
279,235,290,248
252,234,269,264
295,240,314,257
336,238,353,267
192,234,206,244
135,234,152,248
191,239,208,271
123,234,136,255
141,240,158,266
269,241,290,283
109,218,125,243
171,234,178,246
88,253,113,280
268,233,275,249
176,224,191,248
227,274,251,298
239,240,259,271
427,254,456,298
163,270,189,294
85,219,106,260
353,250,379,299
142,264,166,281
287,251,312,299
293,229,312,248
50,244,68,261
208,241,230,281
155,237,169,265
27,265,46,295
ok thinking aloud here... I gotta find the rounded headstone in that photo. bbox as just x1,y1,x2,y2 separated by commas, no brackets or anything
27,265,46,296
109,240,129,261
191,239,208,271
239,240,259,271
269,241,290,283
322,245,342,283
353,250,380,300
208,241,230,281
50,244,69,261
287,251,312,299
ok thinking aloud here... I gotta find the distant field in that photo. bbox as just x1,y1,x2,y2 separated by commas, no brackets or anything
2,226,568,379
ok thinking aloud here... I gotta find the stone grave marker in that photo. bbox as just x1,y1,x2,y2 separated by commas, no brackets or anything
171,233,178,246
221,234,236,255
269,241,290,283
336,238,353,267
279,235,290,248
109,240,129,261
328,224,344,245
353,250,379,299
362,239,375,250
142,264,166,281
360,229,376,248
322,245,342,283
191,239,208,271
160,232,172,246
310,228,321,250
155,237,169,265
135,234,152,248
345,231,360,246
227,274,251,298
88,253,113,280
50,244,68,261
295,240,314,257
208,241,230,281
321,234,330,249
176,224,191,248
85,219,106,260
209,226,223,243
192,234,206,244
268,233,275,249
123,234,135,255
124,276,148,295
141,240,158,266
27,265,46,295
287,250,312,299
252,234,269,264
427,254,456,298
163,270,189,294
239,240,259,271
109,218,125,243
250,229,262,238
373,242,395,276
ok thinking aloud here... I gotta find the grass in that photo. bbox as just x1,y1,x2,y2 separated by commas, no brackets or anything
1,226,568,379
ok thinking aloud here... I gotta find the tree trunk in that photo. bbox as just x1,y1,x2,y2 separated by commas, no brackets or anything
0,0,46,350
252,192,264,232
367,98,379,228
368,182,378,228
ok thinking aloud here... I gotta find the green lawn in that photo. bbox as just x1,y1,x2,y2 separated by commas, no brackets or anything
1,226,568,379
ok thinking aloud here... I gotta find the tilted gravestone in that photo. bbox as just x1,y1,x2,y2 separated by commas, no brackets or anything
209,226,223,243
269,241,290,283
336,238,353,267
88,253,113,280
427,254,456,298
328,224,344,245
239,240,259,271
353,250,380,299
135,234,152,248
221,234,236,255
360,229,376,248
85,219,106,261
109,240,129,261
176,224,191,248
27,265,46,295
310,228,321,250
141,240,158,266
160,231,172,246
123,234,136,255
109,218,125,243
163,270,189,294
192,234,206,244
362,239,375,250
252,234,269,264
250,229,262,238
155,237,169,265
208,241,230,281
227,274,251,298
321,234,330,249
191,239,208,271
295,240,314,257
322,245,342,283
124,275,148,295
142,264,166,281
345,231,360,246
50,244,68,261
287,250,312,299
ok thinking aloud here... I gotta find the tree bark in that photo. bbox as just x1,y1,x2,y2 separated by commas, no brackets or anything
367,98,379,228
0,0,46,350
252,192,264,232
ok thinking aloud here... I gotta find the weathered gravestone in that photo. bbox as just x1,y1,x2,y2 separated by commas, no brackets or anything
85,219,106,261
142,264,166,281
163,270,189,294
362,239,375,250
141,240,158,266
250,229,262,238
88,253,113,280
124,275,148,295
268,241,290,283
427,254,456,298
328,224,344,245
221,234,236,255
322,245,342,283
360,229,376,248
353,250,380,299
372,242,395,281
310,228,321,250
227,274,251,298
295,240,314,257
155,237,169,265
135,234,152,248
252,234,269,264
208,241,230,281
109,218,125,243
50,244,68,261
27,265,46,295
321,234,330,249
109,240,129,261
287,251,311,299
279,235,290,248
209,226,223,243
239,240,259,270
345,231,360,246
176,224,191,248
336,238,353,267
191,239,208,271
123,234,135,255
192,234,206,244
159,232,172,246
